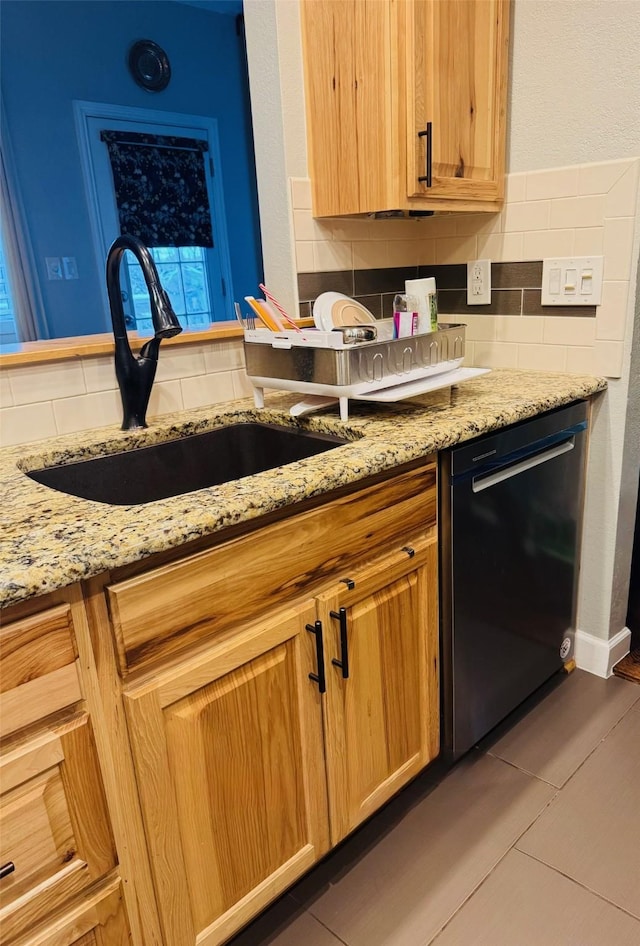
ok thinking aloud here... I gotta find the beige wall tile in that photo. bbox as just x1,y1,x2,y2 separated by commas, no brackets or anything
147,379,184,418
478,232,524,261
578,158,636,195
293,209,332,241
454,213,502,237
296,241,315,272
352,241,390,269
526,167,578,201
203,340,245,373
386,240,421,266
523,229,575,260
52,390,121,436
436,235,478,264
550,195,605,229
180,371,237,408
8,360,86,406
605,162,640,217
594,340,624,378
82,355,117,393
328,219,377,242
543,317,597,347
155,345,207,383
371,218,425,241
0,371,14,408
290,177,312,210
232,369,257,400
462,339,475,366
472,340,519,368
417,239,437,265
505,172,527,203
314,240,353,271
566,346,597,375
596,281,630,341
503,201,550,233
518,344,568,372
0,401,57,446
603,218,636,279
461,315,497,342
495,316,544,344
573,227,605,256
427,215,459,237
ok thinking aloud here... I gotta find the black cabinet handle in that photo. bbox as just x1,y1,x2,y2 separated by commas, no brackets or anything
330,607,350,679
306,621,326,694
0,862,15,879
417,121,433,187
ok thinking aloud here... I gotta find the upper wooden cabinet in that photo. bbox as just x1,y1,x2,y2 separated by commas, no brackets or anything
300,0,510,216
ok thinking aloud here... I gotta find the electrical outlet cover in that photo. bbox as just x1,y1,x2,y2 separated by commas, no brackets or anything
467,259,491,305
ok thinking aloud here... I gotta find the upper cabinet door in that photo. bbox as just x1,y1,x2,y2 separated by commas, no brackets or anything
316,532,439,845
405,0,510,203
124,601,329,946
301,0,396,216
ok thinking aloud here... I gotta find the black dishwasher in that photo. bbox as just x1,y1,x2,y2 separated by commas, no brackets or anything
439,401,589,759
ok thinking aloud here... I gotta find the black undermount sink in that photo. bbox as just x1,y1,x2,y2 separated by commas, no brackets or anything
27,422,349,506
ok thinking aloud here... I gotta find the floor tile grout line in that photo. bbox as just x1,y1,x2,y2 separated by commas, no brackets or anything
487,686,640,792
309,912,350,946
513,849,640,924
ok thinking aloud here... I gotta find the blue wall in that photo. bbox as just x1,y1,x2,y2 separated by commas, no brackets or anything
1,0,262,338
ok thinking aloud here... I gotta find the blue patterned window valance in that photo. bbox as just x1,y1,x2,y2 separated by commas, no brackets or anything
100,131,214,247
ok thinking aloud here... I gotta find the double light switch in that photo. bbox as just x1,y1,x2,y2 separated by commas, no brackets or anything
541,257,603,306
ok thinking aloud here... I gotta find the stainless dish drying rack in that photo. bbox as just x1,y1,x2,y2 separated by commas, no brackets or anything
244,323,476,420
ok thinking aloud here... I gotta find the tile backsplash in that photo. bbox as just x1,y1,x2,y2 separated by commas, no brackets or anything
0,338,254,447
292,157,640,378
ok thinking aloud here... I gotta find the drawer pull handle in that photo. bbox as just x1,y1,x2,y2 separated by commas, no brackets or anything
0,862,15,879
306,621,326,694
417,121,433,187
330,607,350,679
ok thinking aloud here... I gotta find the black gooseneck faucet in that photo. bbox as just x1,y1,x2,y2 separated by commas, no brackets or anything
106,235,183,430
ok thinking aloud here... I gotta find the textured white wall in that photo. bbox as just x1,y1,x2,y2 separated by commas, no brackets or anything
508,0,640,172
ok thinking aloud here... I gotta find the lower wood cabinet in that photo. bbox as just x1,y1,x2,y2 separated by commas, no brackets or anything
12,876,130,946
317,531,439,844
123,601,329,946
123,526,439,945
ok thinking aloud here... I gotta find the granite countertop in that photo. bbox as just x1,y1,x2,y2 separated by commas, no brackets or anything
0,369,606,608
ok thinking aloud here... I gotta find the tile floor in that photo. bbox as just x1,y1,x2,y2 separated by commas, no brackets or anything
229,669,640,946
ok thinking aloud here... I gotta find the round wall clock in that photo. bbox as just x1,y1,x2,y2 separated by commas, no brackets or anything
128,40,171,92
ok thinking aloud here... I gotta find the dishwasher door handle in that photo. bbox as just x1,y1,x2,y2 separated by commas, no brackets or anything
472,437,575,493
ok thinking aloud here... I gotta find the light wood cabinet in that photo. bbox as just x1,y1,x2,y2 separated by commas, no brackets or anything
123,601,329,946
317,532,439,844
0,596,126,946
301,0,510,216
11,876,129,946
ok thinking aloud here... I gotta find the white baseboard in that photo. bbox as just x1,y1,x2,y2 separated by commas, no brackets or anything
574,626,632,678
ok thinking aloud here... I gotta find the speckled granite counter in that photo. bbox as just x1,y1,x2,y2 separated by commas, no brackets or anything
0,369,606,608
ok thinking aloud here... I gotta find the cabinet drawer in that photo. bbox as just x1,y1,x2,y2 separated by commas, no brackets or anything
9,875,129,946
0,605,82,739
108,462,436,674
0,712,117,941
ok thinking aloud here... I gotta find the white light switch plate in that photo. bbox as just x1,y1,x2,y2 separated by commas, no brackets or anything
542,257,603,306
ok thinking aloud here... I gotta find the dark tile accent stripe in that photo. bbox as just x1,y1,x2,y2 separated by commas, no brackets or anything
417,264,467,290
298,301,312,320
438,289,523,317
493,261,543,289
523,290,597,318
354,266,419,295
298,270,353,302
353,294,383,318
297,260,595,320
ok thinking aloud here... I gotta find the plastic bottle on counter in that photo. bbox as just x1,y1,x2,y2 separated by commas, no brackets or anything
405,277,438,334
392,293,418,338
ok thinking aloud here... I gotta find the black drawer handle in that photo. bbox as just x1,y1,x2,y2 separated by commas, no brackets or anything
417,121,433,187
306,621,326,694
0,862,15,879
330,607,350,679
